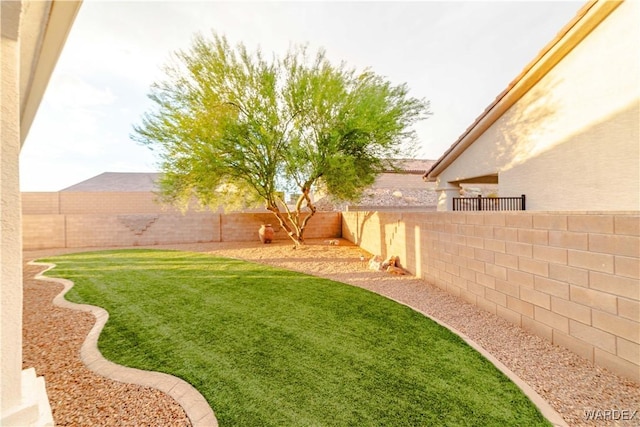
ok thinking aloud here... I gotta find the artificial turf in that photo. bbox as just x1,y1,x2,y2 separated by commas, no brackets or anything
41,249,550,427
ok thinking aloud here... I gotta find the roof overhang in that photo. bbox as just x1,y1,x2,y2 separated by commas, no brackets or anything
16,0,82,145
454,174,499,185
423,0,623,182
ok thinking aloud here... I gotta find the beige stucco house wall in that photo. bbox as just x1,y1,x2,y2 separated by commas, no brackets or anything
425,0,639,212
1,1,81,425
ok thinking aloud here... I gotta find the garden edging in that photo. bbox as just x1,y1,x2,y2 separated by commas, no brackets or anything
30,261,218,427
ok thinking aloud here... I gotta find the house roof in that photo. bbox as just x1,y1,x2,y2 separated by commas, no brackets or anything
423,0,621,182
62,160,435,193
384,159,436,174
61,172,161,192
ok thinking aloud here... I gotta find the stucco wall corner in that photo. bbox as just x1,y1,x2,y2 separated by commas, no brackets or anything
0,368,54,427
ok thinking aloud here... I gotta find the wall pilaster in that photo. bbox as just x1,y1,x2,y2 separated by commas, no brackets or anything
1,6,24,414
435,181,461,211
1,2,53,424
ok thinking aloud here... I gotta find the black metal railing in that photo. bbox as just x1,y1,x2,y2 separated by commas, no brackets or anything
453,194,526,211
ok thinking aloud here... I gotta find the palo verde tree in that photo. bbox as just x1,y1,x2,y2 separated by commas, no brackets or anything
132,32,430,247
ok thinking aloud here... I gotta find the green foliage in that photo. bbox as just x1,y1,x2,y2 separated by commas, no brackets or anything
132,33,430,243
43,249,550,427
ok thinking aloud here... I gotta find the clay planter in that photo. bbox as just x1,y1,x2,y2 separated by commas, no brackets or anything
258,224,275,244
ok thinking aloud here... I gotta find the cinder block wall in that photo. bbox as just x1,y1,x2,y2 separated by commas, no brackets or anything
22,192,342,249
63,213,220,247
59,192,179,214
22,191,185,215
22,215,66,249
22,192,60,214
221,213,342,242
343,210,640,382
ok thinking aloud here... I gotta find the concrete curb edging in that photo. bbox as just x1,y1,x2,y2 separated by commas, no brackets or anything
386,295,569,427
30,261,218,427
31,258,567,427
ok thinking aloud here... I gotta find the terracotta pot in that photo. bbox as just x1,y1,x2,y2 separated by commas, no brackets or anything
259,224,275,244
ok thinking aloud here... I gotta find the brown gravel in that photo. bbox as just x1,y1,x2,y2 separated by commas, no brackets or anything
22,262,191,427
23,239,640,427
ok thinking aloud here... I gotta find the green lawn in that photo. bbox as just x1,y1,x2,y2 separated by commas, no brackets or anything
42,249,550,427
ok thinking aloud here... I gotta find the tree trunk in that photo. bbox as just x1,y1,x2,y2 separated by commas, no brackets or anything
266,187,316,248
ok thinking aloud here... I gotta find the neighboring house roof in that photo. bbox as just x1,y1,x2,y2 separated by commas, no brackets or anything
61,172,161,192
423,0,619,181
375,173,431,190
316,159,438,210
66,160,435,194
384,159,436,175
63,161,436,208
374,160,435,189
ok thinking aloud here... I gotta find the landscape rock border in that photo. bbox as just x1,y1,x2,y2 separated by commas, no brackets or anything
23,240,640,426
30,261,217,427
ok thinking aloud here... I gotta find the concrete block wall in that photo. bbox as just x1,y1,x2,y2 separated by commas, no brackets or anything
59,192,178,214
22,192,60,214
22,210,341,250
22,191,337,248
342,211,384,257
64,213,220,247
221,212,342,242
343,210,640,382
22,215,66,249
22,191,184,215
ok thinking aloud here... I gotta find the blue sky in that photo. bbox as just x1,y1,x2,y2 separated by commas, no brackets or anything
20,0,584,191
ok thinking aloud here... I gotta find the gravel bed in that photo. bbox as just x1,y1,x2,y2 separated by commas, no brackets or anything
23,240,640,426
22,262,190,427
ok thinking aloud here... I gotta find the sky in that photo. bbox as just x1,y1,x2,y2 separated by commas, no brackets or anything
19,0,585,191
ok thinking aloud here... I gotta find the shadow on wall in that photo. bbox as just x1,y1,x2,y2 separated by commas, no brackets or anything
434,77,561,190
355,211,375,247
500,99,640,210
344,211,388,260
496,77,561,172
